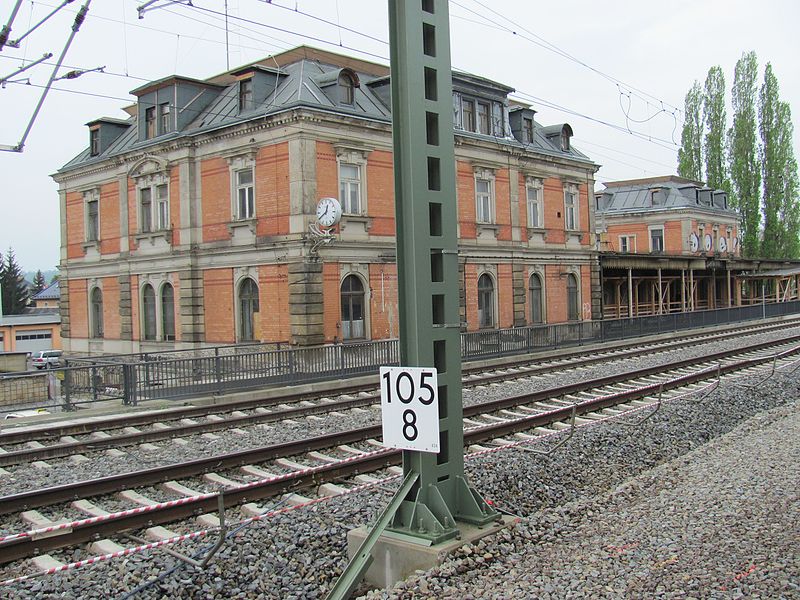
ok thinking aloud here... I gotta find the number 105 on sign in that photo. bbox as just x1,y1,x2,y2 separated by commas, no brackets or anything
379,366,440,453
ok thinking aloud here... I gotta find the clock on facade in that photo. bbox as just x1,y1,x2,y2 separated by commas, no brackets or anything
718,237,728,252
316,197,342,228
689,232,699,252
704,234,713,252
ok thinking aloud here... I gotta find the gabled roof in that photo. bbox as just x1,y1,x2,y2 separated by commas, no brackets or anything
58,46,595,171
32,280,59,301
596,176,735,216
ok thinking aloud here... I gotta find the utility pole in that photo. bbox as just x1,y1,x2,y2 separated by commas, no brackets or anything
327,1,498,597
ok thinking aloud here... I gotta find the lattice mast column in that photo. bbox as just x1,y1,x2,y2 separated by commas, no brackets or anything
388,0,497,542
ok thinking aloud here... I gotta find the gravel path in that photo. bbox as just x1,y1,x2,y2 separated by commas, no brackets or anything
371,399,799,599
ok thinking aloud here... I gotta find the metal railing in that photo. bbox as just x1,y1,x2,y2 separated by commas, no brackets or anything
2,300,798,413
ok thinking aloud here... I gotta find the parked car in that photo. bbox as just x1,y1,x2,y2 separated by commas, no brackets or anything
31,350,63,369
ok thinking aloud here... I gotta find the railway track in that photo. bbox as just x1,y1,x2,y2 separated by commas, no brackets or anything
1,319,797,467
0,334,797,570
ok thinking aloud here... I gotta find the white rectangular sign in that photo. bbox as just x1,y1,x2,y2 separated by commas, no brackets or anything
379,366,439,453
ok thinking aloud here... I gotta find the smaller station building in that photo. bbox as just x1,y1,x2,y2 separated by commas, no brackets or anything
594,175,799,318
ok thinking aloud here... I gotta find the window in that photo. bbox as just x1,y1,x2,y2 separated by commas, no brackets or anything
477,274,495,328
90,129,100,156
86,194,99,242
159,103,170,134
477,101,490,134
522,118,534,143
238,277,259,342
161,283,175,341
235,168,255,220
529,273,543,324
526,178,543,228
567,274,579,321
561,129,570,151
90,287,104,338
339,163,362,214
564,183,578,231
462,99,475,132
341,275,366,340
476,178,493,223
650,227,664,253
619,235,636,253
339,72,355,105
145,107,156,139
139,184,169,233
239,78,253,112
142,284,157,341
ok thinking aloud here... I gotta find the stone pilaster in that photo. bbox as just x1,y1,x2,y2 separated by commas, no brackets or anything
179,268,205,343
288,260,324,346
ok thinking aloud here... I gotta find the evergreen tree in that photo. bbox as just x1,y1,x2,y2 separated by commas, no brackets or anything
728,51,761,258
33,270,46,294
760,63,782,258
0,249,30,315
703,66,728,190
678,81,703,181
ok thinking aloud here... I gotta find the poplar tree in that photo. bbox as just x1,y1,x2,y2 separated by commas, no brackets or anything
678,81,703,181
759,63,782,258
775,100,800,258
728,51,761,258
703,66,727,190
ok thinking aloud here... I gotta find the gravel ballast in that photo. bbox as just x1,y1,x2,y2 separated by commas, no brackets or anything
1,357,798,598
369,396,799,599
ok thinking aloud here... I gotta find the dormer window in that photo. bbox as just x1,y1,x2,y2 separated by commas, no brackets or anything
90,129,100,156
239,78,254,112
339,72,355,105
159,103,171,134
523,118,534,143
145,107,156,139
561,129,570,151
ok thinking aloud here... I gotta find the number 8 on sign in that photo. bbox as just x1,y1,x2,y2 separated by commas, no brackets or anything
379,366,440,453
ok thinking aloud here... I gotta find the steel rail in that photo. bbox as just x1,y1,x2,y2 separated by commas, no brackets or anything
0,340,797,565
1,322,796,456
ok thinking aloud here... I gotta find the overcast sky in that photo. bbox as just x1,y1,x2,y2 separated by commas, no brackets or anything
1,0,798,271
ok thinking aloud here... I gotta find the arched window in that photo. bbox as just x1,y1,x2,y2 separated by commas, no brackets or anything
477,273,495,329
339,72,355,105
567,273,579,321
529,273,543,324
341,275,365,340
161,283,175,341
90,287,104,338
238,277,259,342
142,284,157,341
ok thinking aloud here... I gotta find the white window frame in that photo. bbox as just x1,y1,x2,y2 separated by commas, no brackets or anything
474,168,495,225
563,183,579,231
649,226,665,253
84,189,100,242
339,163,362,215
619,235,636,253
234,167,255,221
334,146,370,217
526,177,543,228
139,182,169,233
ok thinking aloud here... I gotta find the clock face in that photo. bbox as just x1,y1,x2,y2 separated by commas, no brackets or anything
689,232,699,252
704,234,712,252
733,237,739,250
719,237,727,252
316,197,342,228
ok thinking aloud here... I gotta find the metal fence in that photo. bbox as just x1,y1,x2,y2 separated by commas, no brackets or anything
2,300,799,413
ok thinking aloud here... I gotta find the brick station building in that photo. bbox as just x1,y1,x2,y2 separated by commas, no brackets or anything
53,46,599,354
